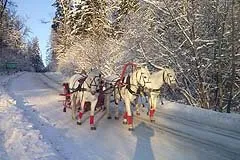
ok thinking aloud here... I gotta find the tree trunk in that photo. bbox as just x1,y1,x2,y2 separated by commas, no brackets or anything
0,0,8,19
227,0,236,113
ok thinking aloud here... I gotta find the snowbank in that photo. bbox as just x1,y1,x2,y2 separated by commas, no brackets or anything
160,101,240,133
0,72,61,160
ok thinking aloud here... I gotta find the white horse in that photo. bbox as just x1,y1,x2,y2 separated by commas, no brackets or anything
68,69,103,130
147,68,177,122
114,66,151,131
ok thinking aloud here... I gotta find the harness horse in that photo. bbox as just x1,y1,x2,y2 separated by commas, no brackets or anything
147,67,177,122
113,64,152,131
68,69,103,130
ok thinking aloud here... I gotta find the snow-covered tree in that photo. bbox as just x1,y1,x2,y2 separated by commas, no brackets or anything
27,37,44,72
0,0,34,72
48,0,240,112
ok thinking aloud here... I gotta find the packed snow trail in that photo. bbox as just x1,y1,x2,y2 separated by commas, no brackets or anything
1,72,240,160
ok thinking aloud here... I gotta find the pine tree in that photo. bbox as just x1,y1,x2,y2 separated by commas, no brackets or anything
112,0,139,38
0,0,31,71
52,0,72,60
70,0,111,37
28,37,44,72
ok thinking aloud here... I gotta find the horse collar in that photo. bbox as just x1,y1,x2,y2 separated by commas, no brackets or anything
126,75,138,96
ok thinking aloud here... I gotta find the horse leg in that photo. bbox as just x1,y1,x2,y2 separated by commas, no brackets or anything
113,87,120,120
147,95,152,116
149,95,156,122
77,99,85,125
114,100,119,120
160,96,164,105
135,96,141,116
71,94,77,120
125,98,133,131
90,99,98,130
105,93,112,119
122,101,127,124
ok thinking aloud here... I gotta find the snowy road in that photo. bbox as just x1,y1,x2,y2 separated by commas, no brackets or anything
1,72,240,160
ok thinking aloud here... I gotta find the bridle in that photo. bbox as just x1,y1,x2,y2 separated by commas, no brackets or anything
126,69,151,96
70,73,102,95
135,69,151,89
85,74,102,93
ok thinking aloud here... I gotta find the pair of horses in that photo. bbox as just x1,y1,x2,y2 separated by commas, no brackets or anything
68,69,103,130
68,66,176,130
107,67,176,130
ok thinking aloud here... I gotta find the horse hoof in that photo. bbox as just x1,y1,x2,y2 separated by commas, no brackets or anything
123,121,127,125
91,126,96,130
150,119,155,123
77,121,82,125
114,117,119,120
128,128,134,131
107,116,112,119
63,108,66,112
72,117,76,120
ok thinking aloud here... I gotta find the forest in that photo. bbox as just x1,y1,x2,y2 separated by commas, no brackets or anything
0,0,44,72
48,0,239,113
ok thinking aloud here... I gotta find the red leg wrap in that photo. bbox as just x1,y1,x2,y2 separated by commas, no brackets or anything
123,112,127,119
149,109,155,118
78,112,83,119
127,116,133,125
90,116,94,125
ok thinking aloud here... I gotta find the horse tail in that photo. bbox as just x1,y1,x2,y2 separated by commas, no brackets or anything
113,80,122,105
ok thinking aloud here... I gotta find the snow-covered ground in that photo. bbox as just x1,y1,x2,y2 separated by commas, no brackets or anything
0,72,240,160
0,72,62,160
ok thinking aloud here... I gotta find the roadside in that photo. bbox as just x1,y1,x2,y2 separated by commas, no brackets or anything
0,72,62,160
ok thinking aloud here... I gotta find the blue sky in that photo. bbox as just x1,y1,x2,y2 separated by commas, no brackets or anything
13,0,55,66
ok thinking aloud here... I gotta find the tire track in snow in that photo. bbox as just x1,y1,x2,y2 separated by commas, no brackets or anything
154,110,240,141
134,115,240,160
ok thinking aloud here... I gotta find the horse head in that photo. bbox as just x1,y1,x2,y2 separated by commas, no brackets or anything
86,68,104,93
135,66,151,89
163,68,177,88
